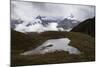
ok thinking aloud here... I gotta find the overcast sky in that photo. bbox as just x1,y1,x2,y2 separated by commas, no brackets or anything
11,1,95,21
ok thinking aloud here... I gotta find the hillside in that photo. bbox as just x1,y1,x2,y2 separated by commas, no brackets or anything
11,31,95,66
11,29,38,51
71,17,95,37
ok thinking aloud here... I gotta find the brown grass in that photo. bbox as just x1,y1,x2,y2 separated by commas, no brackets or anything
11,31,95,66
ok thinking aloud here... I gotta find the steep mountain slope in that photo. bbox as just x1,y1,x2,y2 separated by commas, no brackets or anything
71,17,95,37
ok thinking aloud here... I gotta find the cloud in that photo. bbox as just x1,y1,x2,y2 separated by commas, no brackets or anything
11,1,95,22
15,20,59,33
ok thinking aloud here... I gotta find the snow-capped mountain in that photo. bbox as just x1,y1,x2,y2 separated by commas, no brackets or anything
14,18,59,33
57,18,80,30
11,15,80,33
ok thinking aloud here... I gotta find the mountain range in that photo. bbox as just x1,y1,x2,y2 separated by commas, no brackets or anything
11,15,80,33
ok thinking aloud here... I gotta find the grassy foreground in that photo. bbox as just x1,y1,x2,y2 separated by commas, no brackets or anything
11,31,95,66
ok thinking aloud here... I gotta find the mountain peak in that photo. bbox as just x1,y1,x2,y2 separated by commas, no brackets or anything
12,15,80,33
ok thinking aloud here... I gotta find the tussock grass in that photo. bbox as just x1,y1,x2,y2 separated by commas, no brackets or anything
11,31,95,66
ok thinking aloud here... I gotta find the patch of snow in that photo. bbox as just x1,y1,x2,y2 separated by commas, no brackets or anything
64,28,72,32
20,38,80,55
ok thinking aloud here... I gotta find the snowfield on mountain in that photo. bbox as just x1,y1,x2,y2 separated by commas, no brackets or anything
20,38,80,55
12,15,80,33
